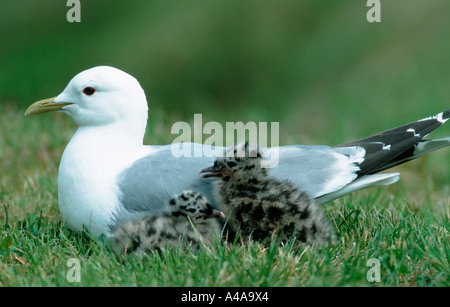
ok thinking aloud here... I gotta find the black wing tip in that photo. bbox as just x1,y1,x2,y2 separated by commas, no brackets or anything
443,109,450,120
335,109,449,176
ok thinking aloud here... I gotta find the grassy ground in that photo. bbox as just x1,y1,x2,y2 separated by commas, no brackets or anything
1,0,449,287
0,104,449,287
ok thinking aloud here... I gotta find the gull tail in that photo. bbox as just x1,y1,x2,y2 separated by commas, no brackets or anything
335,109,450,177
316,173,400,205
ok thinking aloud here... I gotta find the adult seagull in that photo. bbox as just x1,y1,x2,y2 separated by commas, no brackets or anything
25,66,450,238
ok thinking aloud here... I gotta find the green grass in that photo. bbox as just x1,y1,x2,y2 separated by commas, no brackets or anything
1,104,449,287
1,183,449,286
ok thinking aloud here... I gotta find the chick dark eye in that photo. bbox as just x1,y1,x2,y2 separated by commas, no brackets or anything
82,87,96,96
227,161,237,168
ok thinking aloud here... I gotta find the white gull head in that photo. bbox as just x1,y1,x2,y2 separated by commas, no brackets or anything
56,66,148,138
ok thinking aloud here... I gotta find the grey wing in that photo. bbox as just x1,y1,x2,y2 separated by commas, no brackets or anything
269,145,402,204
268,145,363,199
116,144,218,217
116,143,365,219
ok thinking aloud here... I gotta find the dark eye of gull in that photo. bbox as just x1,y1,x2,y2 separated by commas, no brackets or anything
82,87,96,96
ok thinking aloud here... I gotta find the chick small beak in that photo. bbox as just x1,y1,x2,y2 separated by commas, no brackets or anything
212,209,226,219
25,97,73,116
198,206,225,219
199,166,226,178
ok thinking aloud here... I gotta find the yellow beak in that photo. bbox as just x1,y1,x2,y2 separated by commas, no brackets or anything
24,97,73,116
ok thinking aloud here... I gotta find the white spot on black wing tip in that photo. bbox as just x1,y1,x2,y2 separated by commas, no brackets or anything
419,110,450,124
443,109,450,120
438,110,450,124
407,128,421,137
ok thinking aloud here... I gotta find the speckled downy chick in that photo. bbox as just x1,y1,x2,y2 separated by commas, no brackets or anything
200,142,333,246
112,190,224,254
